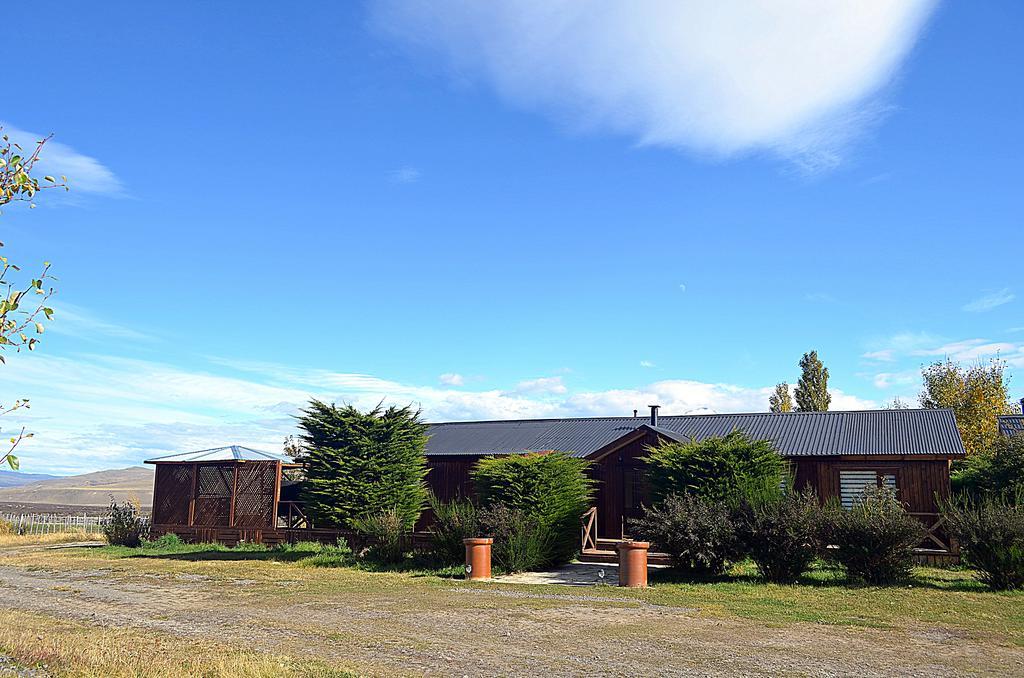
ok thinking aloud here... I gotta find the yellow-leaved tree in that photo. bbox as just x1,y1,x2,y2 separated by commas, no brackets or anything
919,357,1020,456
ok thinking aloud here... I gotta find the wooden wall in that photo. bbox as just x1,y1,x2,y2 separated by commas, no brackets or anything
421,448,952,539
792,457,951,514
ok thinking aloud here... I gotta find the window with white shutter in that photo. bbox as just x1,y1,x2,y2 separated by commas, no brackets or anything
839,470,898,509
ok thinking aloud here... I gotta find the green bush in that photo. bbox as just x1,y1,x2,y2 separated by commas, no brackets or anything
942,495,1024,590
630,493,741,576
428,494,479,566
477,504,549,573
143,533,184,549
472,452,593,567
350,508,407,564
295,401,429,530
825,485,925,585
953,434,1024,500
102,500,148,547
643,430,784,503
736,487,825,583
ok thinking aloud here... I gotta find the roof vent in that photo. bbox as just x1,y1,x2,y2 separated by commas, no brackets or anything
649,404,660,427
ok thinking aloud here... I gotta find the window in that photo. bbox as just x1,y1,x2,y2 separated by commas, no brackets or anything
839,469,897,509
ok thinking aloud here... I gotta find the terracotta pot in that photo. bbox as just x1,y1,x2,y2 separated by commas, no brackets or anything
617,540,650,588
463,537,493,580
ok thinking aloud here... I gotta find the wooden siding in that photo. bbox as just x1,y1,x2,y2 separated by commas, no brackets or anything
792,457,951,513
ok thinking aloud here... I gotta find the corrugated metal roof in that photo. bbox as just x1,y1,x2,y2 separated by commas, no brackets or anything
425,409,965,458
144,445,291,464
999,415,1024,437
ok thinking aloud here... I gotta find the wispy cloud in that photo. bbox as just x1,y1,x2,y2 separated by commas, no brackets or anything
45,303,153,343
5,350,883,475
962,288,1015,313
0,122,123,197
639,360,655,368
438,372,464,386
371,1,936,170
389,166,421,183
804,292,837,303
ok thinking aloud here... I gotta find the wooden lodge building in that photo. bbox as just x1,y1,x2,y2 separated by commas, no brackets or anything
146,407,965,556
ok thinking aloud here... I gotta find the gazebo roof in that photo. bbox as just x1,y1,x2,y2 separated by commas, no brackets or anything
144,445,292,464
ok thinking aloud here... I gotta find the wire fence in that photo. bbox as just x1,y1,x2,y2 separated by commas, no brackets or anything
0,512,149,536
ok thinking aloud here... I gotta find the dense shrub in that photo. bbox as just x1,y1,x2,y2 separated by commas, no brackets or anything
295,401,429,530
478,504,549,573
0,518,13,535
472,452,593,567
942,496,1024,590
952,434,1024,501
736,487,825,583
825,486,925,585
630,493,741,576
643,431,784,503
350,508,407,564
428,494,479,566
102,500,148,547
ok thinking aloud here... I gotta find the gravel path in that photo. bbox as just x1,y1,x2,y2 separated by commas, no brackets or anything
0,555,1021,677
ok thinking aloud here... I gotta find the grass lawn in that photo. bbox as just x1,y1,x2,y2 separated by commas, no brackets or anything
1,538,1022,676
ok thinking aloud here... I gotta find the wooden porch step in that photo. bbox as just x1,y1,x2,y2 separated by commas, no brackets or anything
579,548,673,566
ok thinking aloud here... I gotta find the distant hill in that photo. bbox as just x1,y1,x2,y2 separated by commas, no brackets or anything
0,467,153,508
0,470,58,489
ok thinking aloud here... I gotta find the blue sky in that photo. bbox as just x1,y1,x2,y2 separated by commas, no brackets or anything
2,1,1022,474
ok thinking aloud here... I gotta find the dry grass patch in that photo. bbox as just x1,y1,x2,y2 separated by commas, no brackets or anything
0,609,358,678
0,530,102,548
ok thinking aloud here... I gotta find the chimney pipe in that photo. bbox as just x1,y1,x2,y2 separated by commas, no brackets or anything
649,404,660,427
633,409,638,418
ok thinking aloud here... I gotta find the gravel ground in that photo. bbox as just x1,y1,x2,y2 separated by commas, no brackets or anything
0,551,1022,677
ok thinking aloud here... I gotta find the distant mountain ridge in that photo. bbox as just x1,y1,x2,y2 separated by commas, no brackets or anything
0,467,153,507
0,470,59,489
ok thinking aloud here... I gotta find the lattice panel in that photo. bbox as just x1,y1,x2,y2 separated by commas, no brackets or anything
193,464,232,526
193,497,231,526
233,462,277,528
153,464,192,525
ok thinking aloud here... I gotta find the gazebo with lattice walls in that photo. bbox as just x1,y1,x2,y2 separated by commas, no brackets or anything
145,445,311,546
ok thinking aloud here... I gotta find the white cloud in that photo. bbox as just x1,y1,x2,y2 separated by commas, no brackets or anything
438,372,464,386
872,370,919,390
639,360,655,368
0,122,123,196
4,350,885,475
371,1,936,169
509,376,567,396
389,166,421,183
962,288,1015,313
678,284,687,293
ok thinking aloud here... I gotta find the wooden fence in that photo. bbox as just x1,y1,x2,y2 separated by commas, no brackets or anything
0,512,150,536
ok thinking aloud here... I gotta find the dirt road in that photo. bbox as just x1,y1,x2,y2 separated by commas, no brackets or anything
0,550,1021,676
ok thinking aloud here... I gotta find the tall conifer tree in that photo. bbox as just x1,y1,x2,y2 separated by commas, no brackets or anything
295,400,429,529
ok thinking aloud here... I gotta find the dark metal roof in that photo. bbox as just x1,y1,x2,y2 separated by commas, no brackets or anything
999,415,1024,437
425,409,966,458
145,445,291,464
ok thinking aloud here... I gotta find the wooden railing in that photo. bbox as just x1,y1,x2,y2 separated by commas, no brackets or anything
910,512,953,552
278,501,310,529
580,506,597,552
